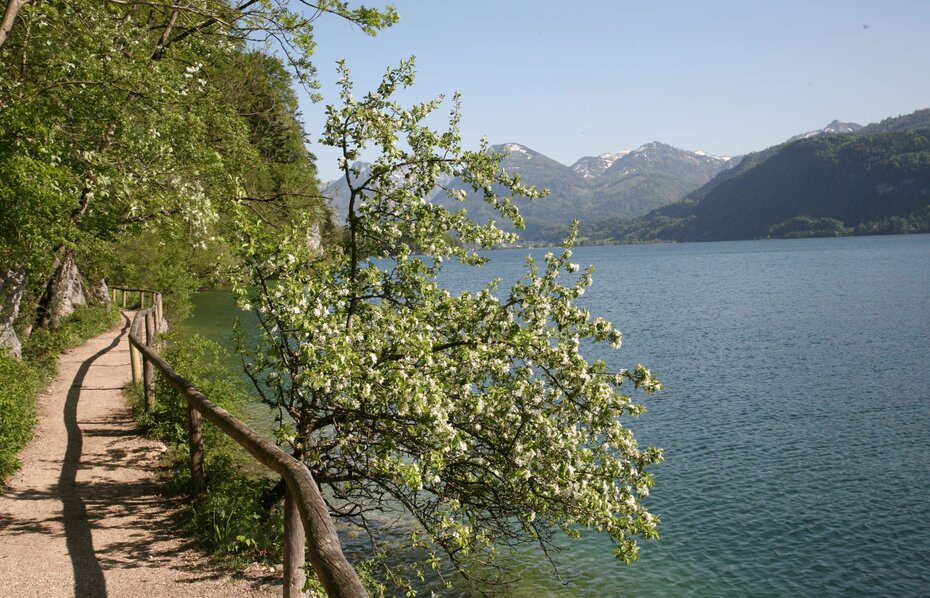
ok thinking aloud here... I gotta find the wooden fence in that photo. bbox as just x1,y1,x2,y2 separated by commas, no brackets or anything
110,286,367,598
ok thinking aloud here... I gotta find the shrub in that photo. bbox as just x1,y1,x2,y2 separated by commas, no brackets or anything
136,335,247,446
0,351,41,480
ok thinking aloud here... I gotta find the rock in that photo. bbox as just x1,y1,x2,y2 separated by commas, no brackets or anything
59,256,87,315
0,267,26,359
89,278,111,306
306,223,322,254
37,249,87,328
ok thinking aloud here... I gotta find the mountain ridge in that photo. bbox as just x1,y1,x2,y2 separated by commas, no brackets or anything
566,108,930,244
324,141,736,239
323,108,930,245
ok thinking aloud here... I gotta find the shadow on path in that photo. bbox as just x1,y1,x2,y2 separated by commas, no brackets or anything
57,312,130,598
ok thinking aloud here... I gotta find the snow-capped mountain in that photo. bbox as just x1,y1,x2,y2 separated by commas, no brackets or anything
599,142,733,182
570,152,631,179
787,120,863,143
323,142,736,242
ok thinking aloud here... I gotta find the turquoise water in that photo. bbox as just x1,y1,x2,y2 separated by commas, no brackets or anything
179,235,930,597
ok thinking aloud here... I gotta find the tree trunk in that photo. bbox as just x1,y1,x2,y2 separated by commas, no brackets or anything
0,0,27,50
0,266,27,359
35,248,87,329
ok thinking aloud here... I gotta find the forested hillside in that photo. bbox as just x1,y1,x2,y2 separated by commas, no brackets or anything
0,2,396,350
571,111,930,243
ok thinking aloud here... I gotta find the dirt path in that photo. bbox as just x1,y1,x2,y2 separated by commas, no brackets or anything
0,313,279,598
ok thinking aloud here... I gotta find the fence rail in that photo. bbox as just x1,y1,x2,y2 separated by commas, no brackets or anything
114,286,366,598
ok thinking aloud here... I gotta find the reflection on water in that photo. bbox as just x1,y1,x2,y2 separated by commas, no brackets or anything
178,234,930,597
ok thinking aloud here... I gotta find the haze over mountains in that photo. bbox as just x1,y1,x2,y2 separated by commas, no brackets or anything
324,108,930,244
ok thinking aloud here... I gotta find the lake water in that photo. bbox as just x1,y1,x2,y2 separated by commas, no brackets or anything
178,234,930,597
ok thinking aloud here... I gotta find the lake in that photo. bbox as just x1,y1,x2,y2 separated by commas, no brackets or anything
178,234,930,597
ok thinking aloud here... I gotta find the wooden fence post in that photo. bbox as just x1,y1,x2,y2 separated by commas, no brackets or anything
284,484,307,598
122,289,127,308
155,293,163,332
143,311,155,410
125,300,368,596
130,340,141,385
188,407,206,496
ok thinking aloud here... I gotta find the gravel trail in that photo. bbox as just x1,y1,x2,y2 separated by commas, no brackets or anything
0,313,279,597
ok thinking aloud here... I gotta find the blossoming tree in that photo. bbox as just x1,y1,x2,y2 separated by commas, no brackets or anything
235,59,663,592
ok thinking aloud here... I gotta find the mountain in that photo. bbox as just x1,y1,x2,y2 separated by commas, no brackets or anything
570,151,630,178
787,119,863,143
322,172,354,224
323,142,736,242
575,109,930,243
322,163,449,224
601,142,731,181
490,143,591,200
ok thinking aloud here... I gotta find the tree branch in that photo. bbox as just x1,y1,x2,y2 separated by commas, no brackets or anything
151,6,180,60
237,191,327,203
156,0,260,52
120,207,182,223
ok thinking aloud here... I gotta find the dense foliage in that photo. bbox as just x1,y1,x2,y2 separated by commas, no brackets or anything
860,108,930,134
0,0,393,336
236,61,663,592
0,349,40,480
0,0,395,581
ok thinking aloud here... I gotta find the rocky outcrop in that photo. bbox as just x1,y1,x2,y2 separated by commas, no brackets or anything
306,223,322,254
36,249,87,329
0,268,27,359
89,278,111,307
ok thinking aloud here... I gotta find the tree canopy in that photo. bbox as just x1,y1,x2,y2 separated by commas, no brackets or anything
0,0,396,329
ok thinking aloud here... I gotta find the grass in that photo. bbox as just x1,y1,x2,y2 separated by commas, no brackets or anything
129,334,285,566
0,304,120,483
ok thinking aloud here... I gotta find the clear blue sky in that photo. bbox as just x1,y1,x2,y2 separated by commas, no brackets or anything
300,0,930,182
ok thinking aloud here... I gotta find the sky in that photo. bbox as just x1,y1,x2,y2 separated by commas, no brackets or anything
298,0,930,182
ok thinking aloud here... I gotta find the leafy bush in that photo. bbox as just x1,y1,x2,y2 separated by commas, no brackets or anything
0,351,41,480
186,453,284,563
22,304,120,369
